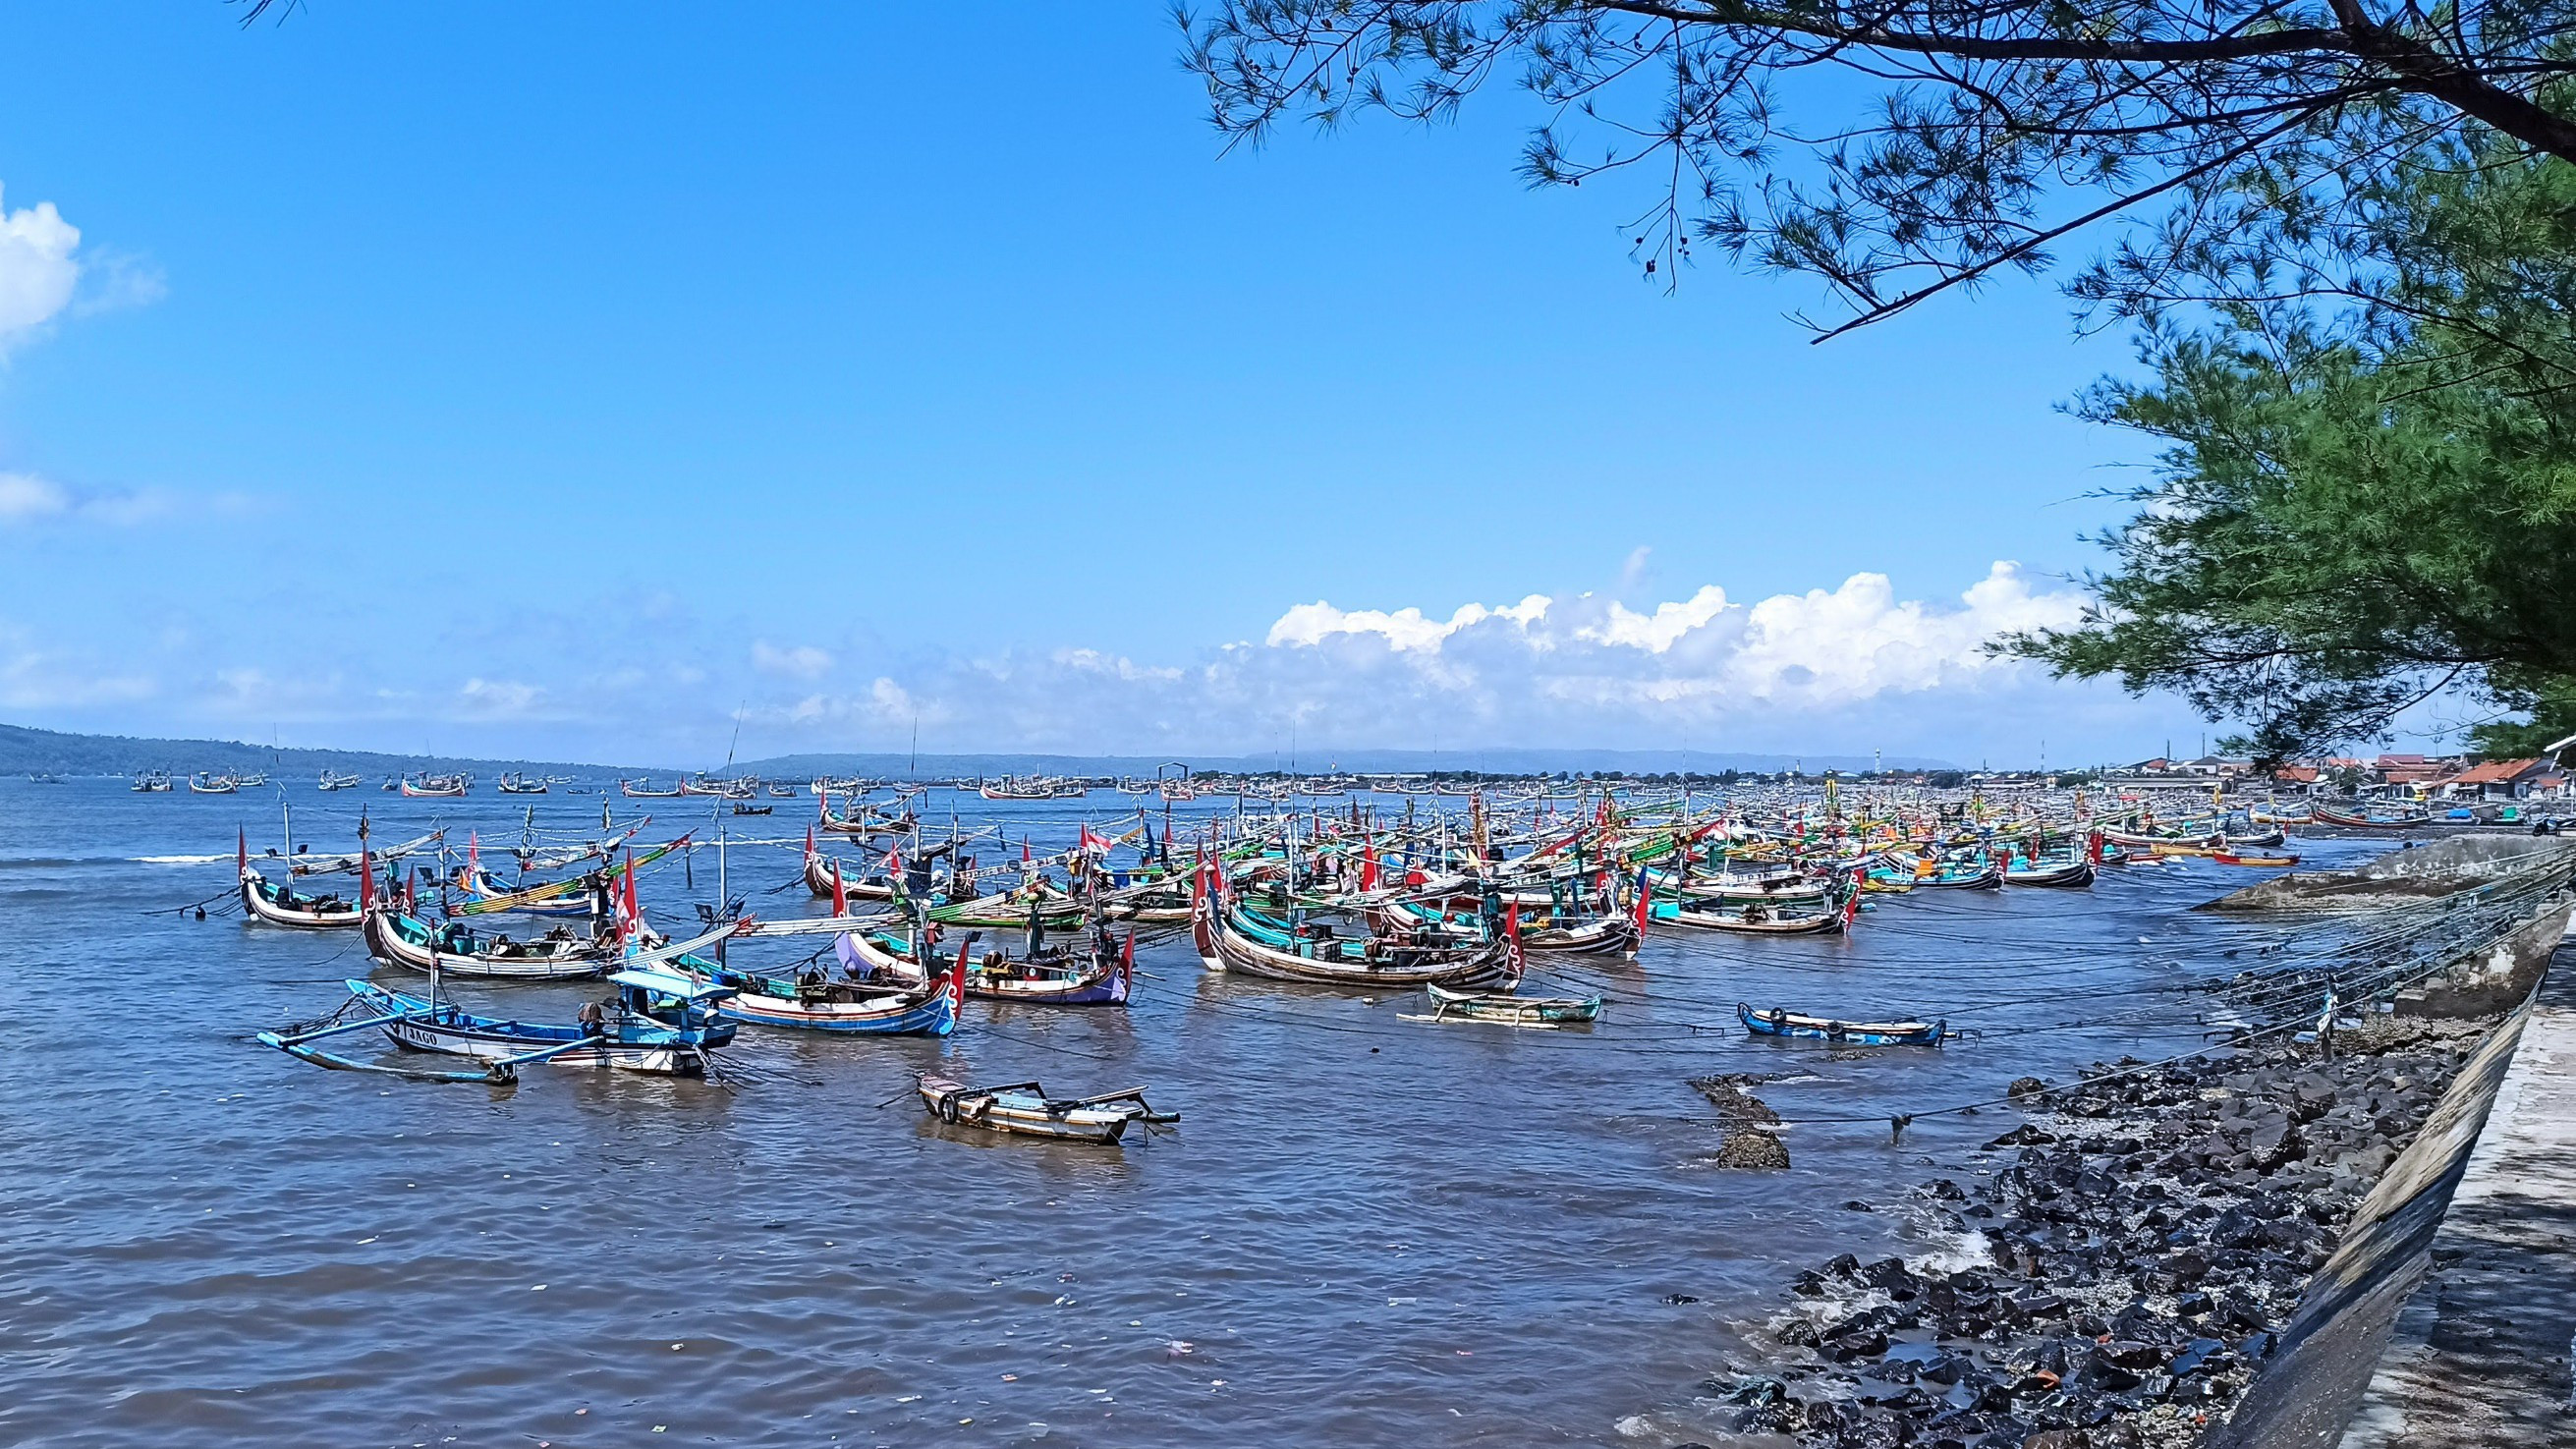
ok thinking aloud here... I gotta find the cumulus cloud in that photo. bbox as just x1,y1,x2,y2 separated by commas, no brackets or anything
0,187,80,354
749,563,2100,756
0,471,188,528
753,641,834,679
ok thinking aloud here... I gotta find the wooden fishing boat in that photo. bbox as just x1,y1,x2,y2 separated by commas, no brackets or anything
1655,897,1846,933
732,803,773,815
620,778,688,798
2210,851,2303,867
837,923,1135,1006
2002,856,2096,887
916,1075,1177,1143
2312,803,2432,830
400,773,470,798
364,905,612,980
1738,1002,1947,1046
260,968,737,1077
675,944,965,1033
238,836,363,928
1196,891,1514,989
132,770,174,792
1405,982,1603,1028
496,772,548,794
317,769,364,792
190,772,239,795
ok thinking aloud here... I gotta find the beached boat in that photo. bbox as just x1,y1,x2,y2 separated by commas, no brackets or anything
364,904,612,980
916,1075,1177,1143
1404,982,1603,1028
1738,1002,1948,1046
260,967,737,1078
2311,803,2432,830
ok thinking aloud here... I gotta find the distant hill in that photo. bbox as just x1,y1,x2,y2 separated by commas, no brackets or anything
0,723,1959,781
0,723,637,780
735,748,1958,778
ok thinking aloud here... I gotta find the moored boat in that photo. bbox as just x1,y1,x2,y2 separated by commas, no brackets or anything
916,1075,1177,1143
1738,1001,1947,1046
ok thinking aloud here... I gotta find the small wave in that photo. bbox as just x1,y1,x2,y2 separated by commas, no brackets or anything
136,854,233,865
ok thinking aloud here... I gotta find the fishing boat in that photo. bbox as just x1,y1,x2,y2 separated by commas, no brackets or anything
401,772,470,798
1654,889,1854,934
620,778,688,799
496,772,548,794
767,784,799,798
2210,851,2303,867
1194,890,1515,990
1738,1002,1948,1046
261,966,737,1077
1404,982,1603,1028
132,770,173,793
317,769,364,791
2311,803,2431,830
190,772,240,795
916,1075,1178,1143
364,904,613,980
674,938,965,1033
731,802,773,815
979,777,1087,801
238,834,363,928
2002,855,2096,887
837,921,1135,1006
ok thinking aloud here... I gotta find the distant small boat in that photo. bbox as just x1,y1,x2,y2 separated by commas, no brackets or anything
916,1074,1177,1143
190,772,240,795
1739,1002,1947,1046
621,778,687,799
401,773,470,798
317,770,364,792
132,771,174,793
496,772,548,794
731,803,773,815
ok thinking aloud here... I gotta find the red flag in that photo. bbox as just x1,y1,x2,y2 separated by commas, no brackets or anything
1361,836,1378,893
621,851,640,937
946,950,968,1015
237,827,248,878
1633,869,1652,935
1502,900,1525,979
359,844,374,911
1023,837,1033,864
830,858,848,917
804,824,815,859
1121,927,1137,987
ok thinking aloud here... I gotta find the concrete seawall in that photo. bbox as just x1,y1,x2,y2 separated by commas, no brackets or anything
2212,941,2576,1448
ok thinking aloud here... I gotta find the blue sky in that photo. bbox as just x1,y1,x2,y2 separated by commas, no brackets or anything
0,2,2235,767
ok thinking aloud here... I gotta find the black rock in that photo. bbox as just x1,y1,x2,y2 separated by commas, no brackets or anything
2173,1290,2214,1317
2008,1076,2048,1101
2168,1337,2229,1376
1662,1293,1701,1305
1859,1256,1920,1296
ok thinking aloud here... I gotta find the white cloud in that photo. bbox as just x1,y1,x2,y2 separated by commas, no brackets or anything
0,473,68,520
458,677,544,717
753,641,834,679
0,186,82,354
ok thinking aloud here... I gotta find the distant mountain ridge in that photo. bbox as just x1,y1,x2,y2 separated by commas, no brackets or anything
0,723,1959,780
0,724,638,780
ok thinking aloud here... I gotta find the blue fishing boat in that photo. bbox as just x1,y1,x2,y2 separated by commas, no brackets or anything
259,965,738,1080
1737,1002,1947,1046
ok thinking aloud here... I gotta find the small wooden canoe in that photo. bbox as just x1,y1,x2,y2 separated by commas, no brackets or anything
917,1075,1177,1144
1738,1001,1947,1046
2210,852,2302,867
1405,982,1604,1028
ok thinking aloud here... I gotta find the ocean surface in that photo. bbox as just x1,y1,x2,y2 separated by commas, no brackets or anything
0,780,2380,1448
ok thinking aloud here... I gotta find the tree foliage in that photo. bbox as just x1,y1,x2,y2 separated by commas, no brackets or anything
2004,139,2576,761
1183,1,2576,332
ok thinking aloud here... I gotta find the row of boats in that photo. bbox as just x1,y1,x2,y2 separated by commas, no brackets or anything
237,787,2307,1137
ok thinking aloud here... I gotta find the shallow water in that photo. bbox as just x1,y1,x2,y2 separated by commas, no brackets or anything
0,781,2380,1447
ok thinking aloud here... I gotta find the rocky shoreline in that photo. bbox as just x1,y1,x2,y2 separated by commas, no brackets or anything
1699,1014,2496,1448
